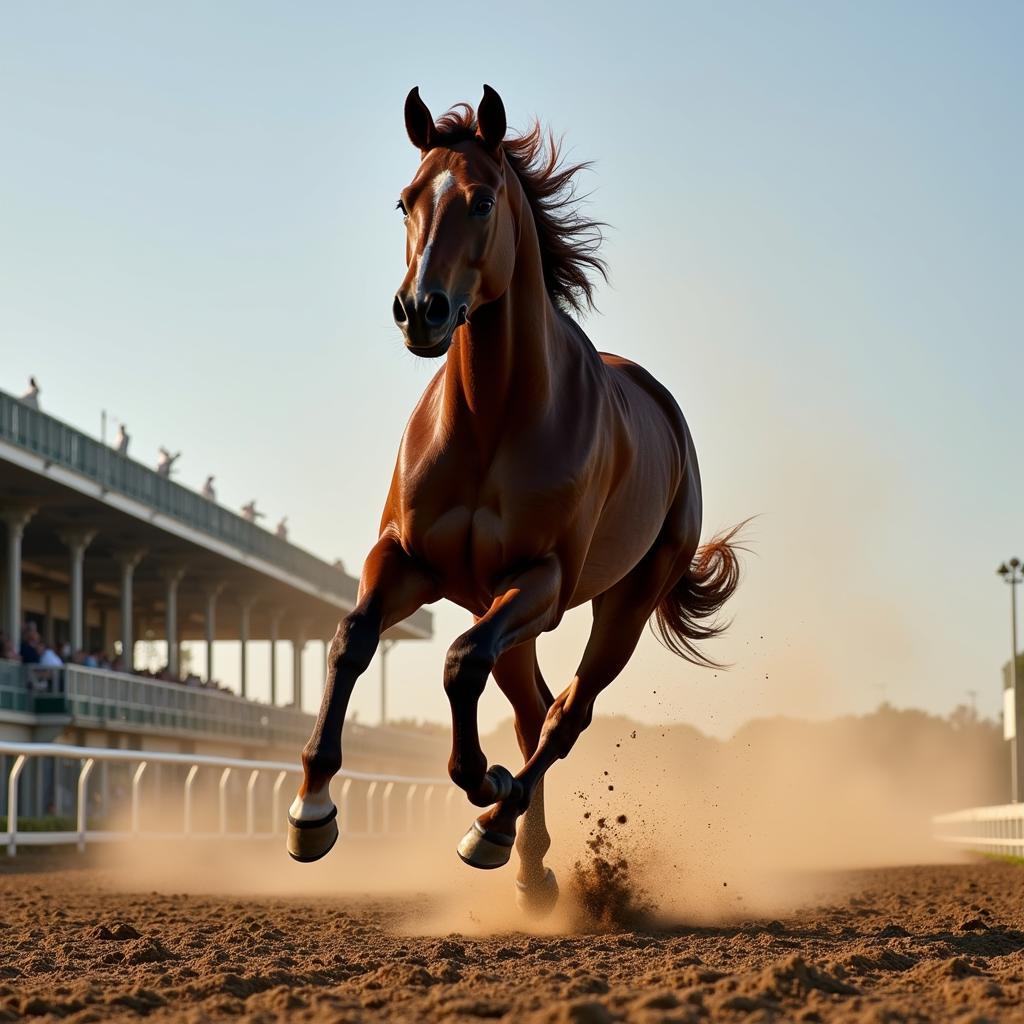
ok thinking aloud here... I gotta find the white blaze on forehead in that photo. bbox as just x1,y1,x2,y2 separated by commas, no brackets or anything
416,169,456,299
431,169,455,208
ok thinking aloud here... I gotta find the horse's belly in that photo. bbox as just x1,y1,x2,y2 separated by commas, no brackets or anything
569,449,678,607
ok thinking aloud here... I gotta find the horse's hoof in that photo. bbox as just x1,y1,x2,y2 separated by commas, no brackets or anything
286,806,339,863
456,819,514,869
515,867,560,917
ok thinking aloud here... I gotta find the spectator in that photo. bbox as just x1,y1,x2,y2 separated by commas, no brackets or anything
20,376,40,410
156,447,181,477
114,423,130,455
20,622,41,664
275,516,288,540
202,475,216,501
37,640,63,667
241,500,264,523
332,558,346,572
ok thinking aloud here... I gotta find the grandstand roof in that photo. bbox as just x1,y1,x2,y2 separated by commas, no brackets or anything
0,389,432,642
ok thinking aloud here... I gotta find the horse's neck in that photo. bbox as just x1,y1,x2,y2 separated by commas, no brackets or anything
442,193,574,439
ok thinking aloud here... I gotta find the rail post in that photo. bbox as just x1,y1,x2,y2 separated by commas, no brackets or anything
131,761,148,834
218,767,233,835
271,770,288,835
6,754,26,856
382,781,395,833
340,778,352,834
366,781,378,835
405,784,418,834
422,785,435,831
245,769,260,836
183,765,200,835
76,758,95,853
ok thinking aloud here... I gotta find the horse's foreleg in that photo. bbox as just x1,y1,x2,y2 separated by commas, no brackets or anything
491,643,557,912
287,537,436,862
442,560,560,828
472,542,685,860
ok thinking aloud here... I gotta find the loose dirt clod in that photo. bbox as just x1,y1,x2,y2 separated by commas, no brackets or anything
567,819,654,931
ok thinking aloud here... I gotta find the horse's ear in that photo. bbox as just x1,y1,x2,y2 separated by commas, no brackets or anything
404,87,438,152
476,84,506,151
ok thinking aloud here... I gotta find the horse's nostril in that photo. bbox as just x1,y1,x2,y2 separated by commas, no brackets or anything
424,291,451,327
393,294,408,326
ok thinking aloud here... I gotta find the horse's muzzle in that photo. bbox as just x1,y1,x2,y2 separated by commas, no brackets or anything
393,290,466,357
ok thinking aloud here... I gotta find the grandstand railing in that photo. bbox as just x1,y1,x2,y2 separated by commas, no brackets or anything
22,663,315,747
0,389,362,600
1,741,454,855
0,660,32,715
3,661,449,765
933,805,1024,858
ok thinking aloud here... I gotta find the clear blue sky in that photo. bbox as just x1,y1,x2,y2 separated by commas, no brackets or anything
1,2,1021,735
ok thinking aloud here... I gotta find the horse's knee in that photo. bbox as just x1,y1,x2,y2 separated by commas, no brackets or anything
443,636,494,703
329,609,379,676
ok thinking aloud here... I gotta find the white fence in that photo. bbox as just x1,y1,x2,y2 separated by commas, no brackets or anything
0,741,452,856
933,804,1024,858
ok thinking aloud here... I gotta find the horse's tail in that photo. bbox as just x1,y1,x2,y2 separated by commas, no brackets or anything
652,522,747,669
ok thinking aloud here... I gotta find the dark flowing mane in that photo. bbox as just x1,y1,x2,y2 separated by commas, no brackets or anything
431,104,607,316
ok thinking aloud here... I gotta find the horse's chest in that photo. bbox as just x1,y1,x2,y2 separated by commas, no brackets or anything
411,503,503,570
404,467,571,609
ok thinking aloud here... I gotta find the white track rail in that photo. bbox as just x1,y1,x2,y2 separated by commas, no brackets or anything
0,741,452,856
933,804,1024,858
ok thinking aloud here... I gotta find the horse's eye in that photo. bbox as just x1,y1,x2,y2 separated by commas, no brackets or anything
396,199,408,216
472,197,495,217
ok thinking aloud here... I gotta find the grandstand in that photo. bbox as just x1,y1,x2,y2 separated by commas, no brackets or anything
0,387,439,818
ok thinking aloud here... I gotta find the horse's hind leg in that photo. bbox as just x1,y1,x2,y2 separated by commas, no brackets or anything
491,642,558,914
287,537,436,862
474,537,688,849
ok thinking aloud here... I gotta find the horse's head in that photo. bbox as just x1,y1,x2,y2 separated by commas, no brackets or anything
392,85,516,358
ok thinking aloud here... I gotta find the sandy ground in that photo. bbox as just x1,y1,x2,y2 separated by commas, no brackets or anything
2,851,1024,1023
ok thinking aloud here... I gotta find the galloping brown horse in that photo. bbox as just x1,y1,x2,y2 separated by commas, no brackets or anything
288,86,742,912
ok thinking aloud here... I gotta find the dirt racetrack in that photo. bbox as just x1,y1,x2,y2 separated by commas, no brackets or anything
3,852,1024,1024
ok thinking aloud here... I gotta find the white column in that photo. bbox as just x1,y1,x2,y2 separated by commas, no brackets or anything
203,584,223,683
59,529,96,652
269,610,282,706
292,626,306,710
116,550,145,672
239,598,255,699
161,567,185,677
2,508,35,643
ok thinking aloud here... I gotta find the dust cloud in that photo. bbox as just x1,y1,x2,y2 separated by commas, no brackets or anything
94,703,1002,934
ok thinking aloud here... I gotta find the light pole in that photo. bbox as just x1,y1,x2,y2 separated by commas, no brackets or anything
998,558,1023,802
